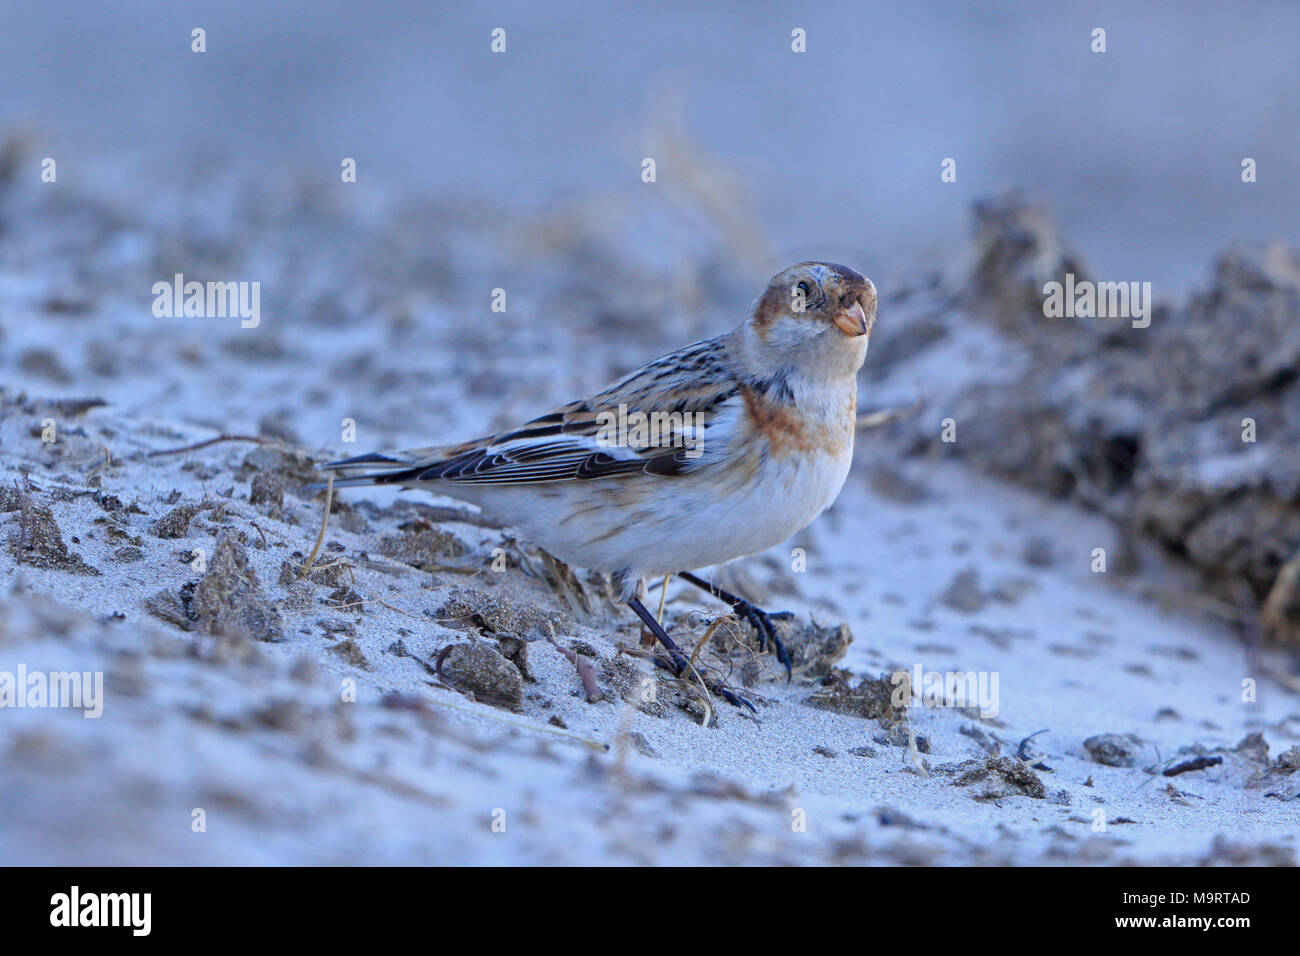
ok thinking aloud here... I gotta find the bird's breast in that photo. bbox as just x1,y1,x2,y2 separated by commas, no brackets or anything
736,379,857,461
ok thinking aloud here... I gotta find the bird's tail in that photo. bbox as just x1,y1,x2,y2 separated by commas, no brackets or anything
311,446,446,490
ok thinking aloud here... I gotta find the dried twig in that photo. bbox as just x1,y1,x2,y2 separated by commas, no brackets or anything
547,624,604,703
1017,728,1054,771
687,618,723,672
616,640,756,721
296,475,334,582
856,391,924,430
680,620,727,726
145,433,283,458
1162,755,1224,777
892,669,928,777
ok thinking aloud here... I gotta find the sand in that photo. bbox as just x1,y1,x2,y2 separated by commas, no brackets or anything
1,163,1296,866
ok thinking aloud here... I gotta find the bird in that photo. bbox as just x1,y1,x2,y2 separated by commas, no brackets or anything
319,262,877,709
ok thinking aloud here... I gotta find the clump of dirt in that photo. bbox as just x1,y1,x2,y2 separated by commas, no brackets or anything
189,531,284,642
770,616,853,681
19,347,73,383
325,585,365,613
1083,733,1144,767
256,411,300,446
144,580,199,630
436,641,524,710
964,192,1091,331
327,637,371,671
689,610,852,685
1228,731,1300,799
31,396,108,419
1234,730,1271,765
435,586,558,638
280,580,316,611
948,754,1047,801
237,447,320,495
599,653,653,710
150,501,208,538
0,485,22,513
495,635,533,681
805,669,903,720
1197,835,1295,866
939,568,989,613
903,194,1300,640
248,471,284,511
6,495,99,574
938,567,1036,614
1254,745,1300,800
376,527,468,569
277,551,349,588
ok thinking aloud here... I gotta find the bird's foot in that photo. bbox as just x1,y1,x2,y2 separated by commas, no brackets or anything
628,596,756,714
647,652,756,713
730,601,794,681
675,571,793,682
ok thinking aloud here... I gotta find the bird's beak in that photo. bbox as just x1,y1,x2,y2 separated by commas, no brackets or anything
833,300,869,337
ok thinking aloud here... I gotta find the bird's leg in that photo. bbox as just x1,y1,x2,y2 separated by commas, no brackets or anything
627,596,690,672
676,571,793,681
626,596,756,714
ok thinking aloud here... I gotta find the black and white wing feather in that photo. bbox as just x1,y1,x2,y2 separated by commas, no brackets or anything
317,335,743,488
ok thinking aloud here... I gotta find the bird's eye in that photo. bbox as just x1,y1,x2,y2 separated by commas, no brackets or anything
795,281,812,297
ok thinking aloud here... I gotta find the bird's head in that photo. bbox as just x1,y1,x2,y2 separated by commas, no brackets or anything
742,262,876,379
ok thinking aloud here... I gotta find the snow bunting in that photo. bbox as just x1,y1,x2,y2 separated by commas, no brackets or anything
321,262,876,704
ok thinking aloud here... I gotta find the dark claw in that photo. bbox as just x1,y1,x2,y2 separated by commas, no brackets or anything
738,605,769,651
716,599,792,681
676,571,794,682
714,685,757,714
742,603,792,682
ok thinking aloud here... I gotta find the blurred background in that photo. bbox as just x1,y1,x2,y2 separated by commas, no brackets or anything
2,0,1299,291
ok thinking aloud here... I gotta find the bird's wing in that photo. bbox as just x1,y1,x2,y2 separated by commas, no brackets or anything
318,335,743,487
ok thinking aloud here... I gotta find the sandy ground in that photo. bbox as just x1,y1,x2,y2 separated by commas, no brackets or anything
1,166,1297,866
